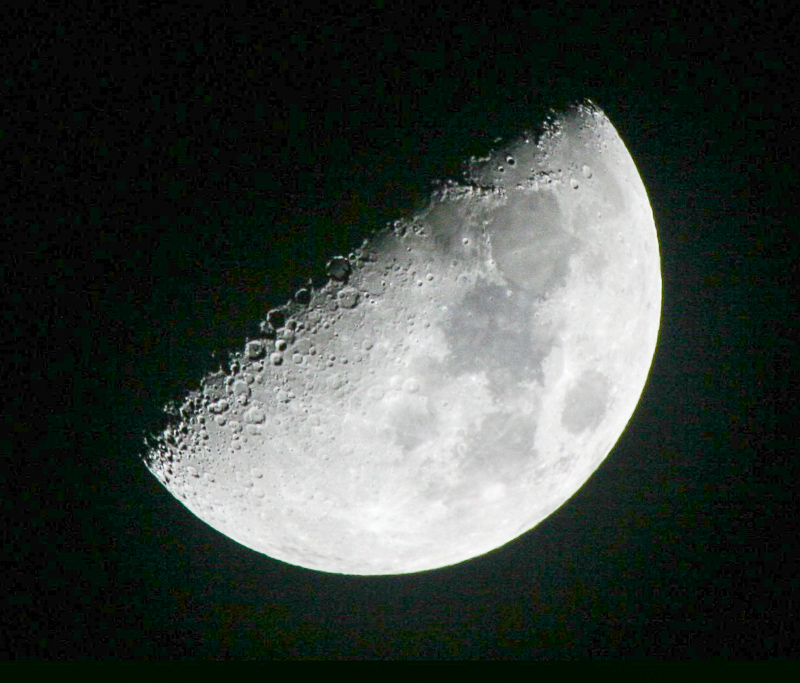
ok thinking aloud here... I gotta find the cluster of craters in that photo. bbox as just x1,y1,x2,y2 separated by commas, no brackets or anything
143,222,483,508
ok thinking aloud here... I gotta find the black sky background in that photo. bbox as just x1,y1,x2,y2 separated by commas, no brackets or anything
3,1,797,660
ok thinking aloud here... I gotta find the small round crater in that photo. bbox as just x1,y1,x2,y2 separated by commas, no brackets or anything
326,256,351,281
267,309,285,330
245,340,265,360
337,287,359,309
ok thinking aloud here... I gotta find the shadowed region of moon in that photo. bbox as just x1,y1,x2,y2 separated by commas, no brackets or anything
143,100,662,575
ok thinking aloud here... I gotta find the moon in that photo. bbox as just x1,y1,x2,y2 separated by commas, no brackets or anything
144,100,661,575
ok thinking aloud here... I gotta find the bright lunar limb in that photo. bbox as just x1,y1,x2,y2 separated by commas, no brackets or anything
144,100,661,575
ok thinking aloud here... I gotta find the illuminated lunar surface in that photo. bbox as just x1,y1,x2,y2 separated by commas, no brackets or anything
145,101,662,575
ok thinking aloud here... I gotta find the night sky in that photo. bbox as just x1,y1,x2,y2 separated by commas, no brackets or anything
3,2,796,660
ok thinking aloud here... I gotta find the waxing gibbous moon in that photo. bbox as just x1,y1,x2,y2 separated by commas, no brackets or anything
145,100,661,575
